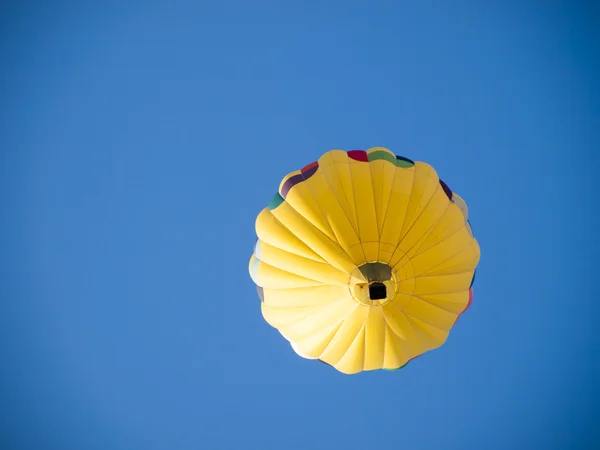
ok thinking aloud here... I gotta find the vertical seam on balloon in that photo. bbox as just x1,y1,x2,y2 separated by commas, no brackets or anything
274,196,353,267
364,155,381,260
382,164,418,264
392,199,453,271
261,208,327,263
312,167,367,264
255,238,336,274
378,160,386,234
381,306,411,361
255,258,330,287
277,297,353,334
376,160,401,260
329,313,368,370
298,173,362,268
380,308,388,368
329,158,361,238
290,183,339,244
279,302,348,333
407,190,474,260
380,307,388,368
403,297,460,325
312,320,346,365
416,252,476,282
318,162,362,243
396,269,475,285
270,306,327,333
334,316,368,371
397,164,419,242
366,157,382,262
399,177,442,246
388,300,430,354
317,319,346,365
411,293,467,314
403,202,459,262
258,240,351,282
316,305,361,362
344,153,367,261
380,306,394,368
403,307,451,334
407,219,475,273
262,286,345,307
387,180,445,268
414,244,474,278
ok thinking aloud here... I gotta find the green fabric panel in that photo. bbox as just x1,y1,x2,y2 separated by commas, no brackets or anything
395,158,414,168
367,150,397,165
268,193,285,210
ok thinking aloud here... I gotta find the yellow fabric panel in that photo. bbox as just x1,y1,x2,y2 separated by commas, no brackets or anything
388,188,451,266
363,305,386,370
292,320,345,359
416,291,470,314
255,208,325,262
270,201,357,275
382,302,427,358
413,271,474,295
260,285,348,307
402,296,458,331
378,167,415,262
334,324,367,374
366,148,397,235
319,305,369,367
261,303,328,329
302,170,365,265
251,147,480,374
395,265,417,299
399,162,439,240
383,326,410,369
348,158,380,261
249,255,324,289
281,180,337,242
397,224,475,276
317,150,360,235
255,240,349,286
405,315,449,350
276,299,357,343
416,204,468,255
413,237,480,278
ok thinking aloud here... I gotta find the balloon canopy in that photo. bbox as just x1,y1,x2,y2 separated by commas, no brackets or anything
249,147,479,374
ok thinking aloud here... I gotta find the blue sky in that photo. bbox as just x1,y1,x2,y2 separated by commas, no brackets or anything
1,2,597,449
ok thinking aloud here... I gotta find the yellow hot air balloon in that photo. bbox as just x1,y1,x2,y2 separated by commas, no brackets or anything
249,147,479,374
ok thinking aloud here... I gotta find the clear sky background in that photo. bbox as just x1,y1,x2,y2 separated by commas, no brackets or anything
1,2,597,449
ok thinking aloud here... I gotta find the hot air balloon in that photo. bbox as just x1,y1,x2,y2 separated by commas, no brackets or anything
249,147,479,374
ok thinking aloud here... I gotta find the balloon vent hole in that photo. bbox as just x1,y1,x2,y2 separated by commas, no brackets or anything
369,282,387,300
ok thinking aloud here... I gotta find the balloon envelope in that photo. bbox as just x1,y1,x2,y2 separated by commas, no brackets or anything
249,147,479,374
